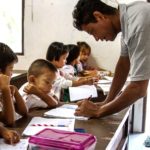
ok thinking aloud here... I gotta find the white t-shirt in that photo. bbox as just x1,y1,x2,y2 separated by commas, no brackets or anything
120,2,150,81
60,65,79,81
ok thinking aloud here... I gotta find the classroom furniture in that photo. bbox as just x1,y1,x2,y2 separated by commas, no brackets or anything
10,72,136,149
10,106,131,150
11,70,27,89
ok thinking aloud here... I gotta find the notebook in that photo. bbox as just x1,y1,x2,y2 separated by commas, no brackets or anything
0,139,28,150
69,85,98,101
44,104,89,120
22,117,75,136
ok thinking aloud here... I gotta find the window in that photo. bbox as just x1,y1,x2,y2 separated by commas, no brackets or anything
0,0,24,54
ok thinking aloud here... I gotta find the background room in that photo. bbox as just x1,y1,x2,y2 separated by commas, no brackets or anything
0,0,149,149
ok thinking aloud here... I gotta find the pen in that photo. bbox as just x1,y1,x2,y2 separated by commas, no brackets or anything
57,125,68,127
87,95,92,101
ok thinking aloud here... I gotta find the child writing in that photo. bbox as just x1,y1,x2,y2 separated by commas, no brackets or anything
19,59,58,111
77,41,92,71
61,44,99,80
46,42,96,101
0,121,20,144
0,43,27,126
77,41,111,77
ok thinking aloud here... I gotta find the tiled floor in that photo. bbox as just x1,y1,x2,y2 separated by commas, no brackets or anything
128,82,150,150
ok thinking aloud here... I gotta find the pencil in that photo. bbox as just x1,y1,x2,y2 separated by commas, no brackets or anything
87,95,92,101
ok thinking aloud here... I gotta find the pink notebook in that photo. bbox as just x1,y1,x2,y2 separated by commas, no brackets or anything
28,128,96,150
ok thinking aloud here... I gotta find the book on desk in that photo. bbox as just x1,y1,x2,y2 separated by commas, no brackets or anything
22,116,75,136
44,104,89,120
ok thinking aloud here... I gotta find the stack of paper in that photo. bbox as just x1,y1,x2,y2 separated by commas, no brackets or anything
44,104,88,120
22,117,75,136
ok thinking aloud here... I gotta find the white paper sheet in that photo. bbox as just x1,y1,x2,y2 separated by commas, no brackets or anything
104,76,113,81
0,139,28,150
97,84,111,95
69,85,98,101
44,104,89,120
22,117,75,136
97,79,112,84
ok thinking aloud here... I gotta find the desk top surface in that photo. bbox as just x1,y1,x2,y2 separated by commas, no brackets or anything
12,107,130,150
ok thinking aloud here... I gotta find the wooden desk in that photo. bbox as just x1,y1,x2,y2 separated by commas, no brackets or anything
11,107,131,150
10,72,131,149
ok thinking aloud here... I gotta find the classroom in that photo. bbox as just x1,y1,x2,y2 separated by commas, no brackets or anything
0,0,150,149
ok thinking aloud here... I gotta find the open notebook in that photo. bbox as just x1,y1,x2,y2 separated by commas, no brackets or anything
44,104,89,120
0,139,28,150
22,117,75,136
69,85,98,101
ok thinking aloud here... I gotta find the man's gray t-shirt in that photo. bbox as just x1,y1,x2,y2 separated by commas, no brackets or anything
119,2,150,81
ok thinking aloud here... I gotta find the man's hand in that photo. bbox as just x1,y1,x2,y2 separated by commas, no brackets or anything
75,99,99,117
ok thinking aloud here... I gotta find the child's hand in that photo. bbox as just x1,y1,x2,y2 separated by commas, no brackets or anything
0,74,10,90
9,85,16,97
23,84,39,95
84,77,97,85
2,128,20,144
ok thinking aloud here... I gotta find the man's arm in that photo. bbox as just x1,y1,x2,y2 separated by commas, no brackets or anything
104,56,130,103
97,80,149,117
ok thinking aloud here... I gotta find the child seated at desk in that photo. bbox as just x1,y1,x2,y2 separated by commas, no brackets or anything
46,42,95,101
60,44,80,78
0,43,27,126
19,59,58,111
61,44,100,80
77,41,111,77
0,122,20,144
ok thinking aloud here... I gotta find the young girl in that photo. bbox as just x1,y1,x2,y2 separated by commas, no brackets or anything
60,44,80,77
0,122,20,144
77,41,111,76
0,43,27,126
77,41,92,71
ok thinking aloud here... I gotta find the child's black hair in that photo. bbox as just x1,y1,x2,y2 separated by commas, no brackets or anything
28,59,57,77
66,44,80,65
46,42,69,61
0,42,18,73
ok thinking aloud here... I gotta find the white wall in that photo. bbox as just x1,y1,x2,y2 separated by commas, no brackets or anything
15,0,123,72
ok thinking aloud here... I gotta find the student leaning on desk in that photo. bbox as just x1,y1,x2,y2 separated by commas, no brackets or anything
0,43,28,126
72,0,150,118
19,59,59,111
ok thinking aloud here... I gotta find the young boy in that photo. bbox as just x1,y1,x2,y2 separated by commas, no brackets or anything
46,42,96,101
0,43,27,126
19,59,58,111
0,122,20,144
